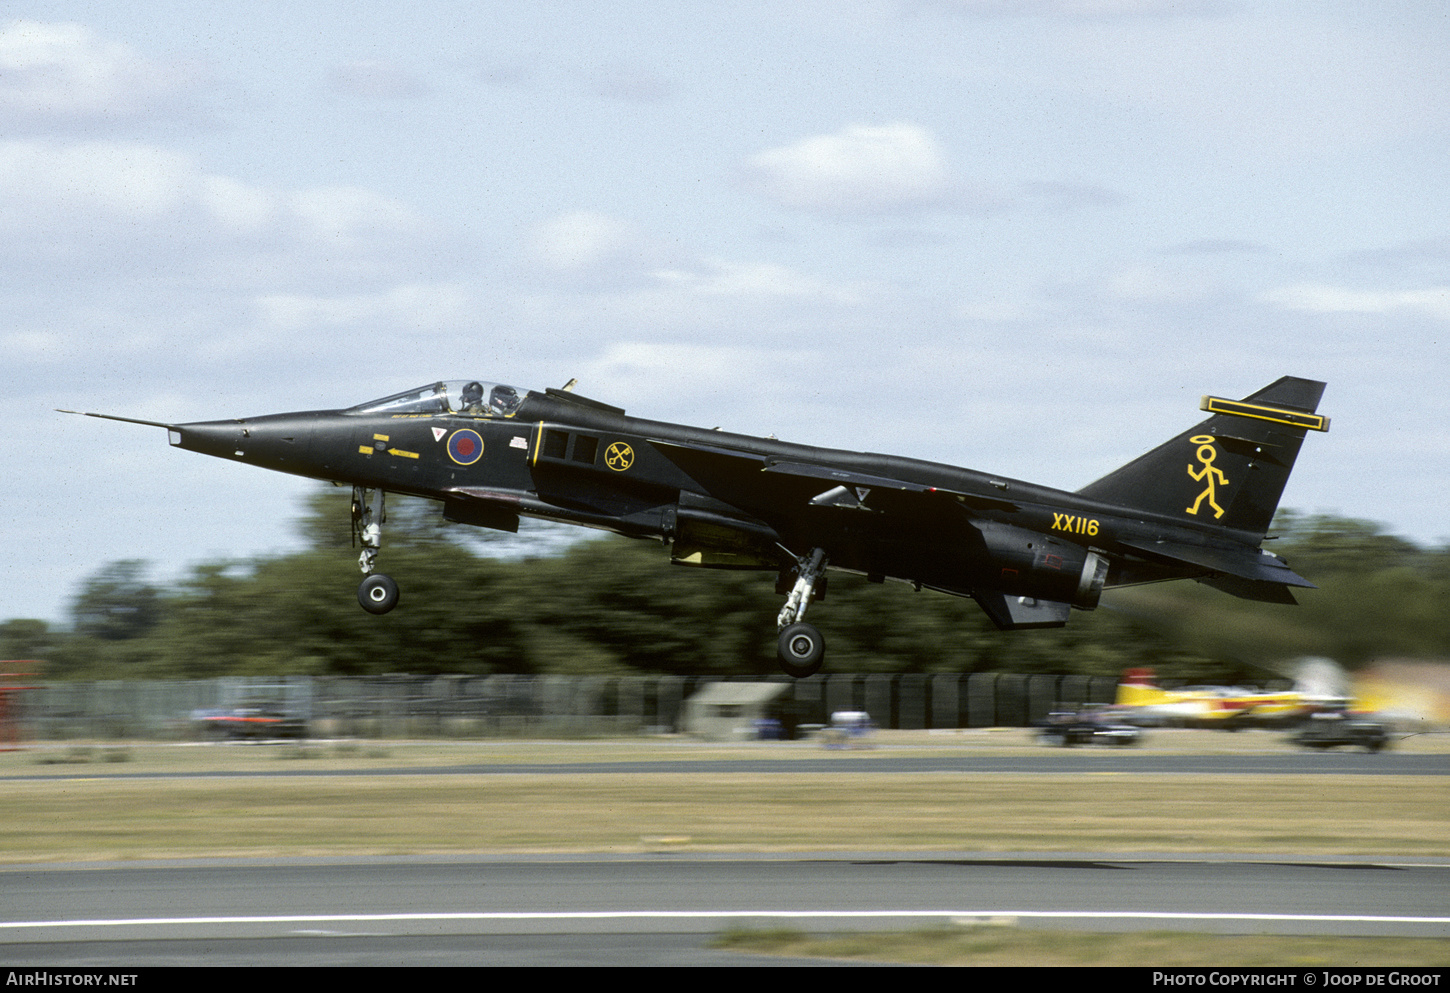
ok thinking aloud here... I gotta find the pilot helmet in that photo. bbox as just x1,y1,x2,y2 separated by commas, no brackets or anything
461,382,484,407
490,385,520,412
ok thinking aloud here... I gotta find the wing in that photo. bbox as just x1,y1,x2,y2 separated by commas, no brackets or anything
648,438,1073,624
762,460,1020,514
646,437,1019,513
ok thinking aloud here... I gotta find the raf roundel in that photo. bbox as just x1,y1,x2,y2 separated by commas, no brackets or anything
447,428,484,466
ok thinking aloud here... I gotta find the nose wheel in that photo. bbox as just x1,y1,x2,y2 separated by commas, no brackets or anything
776,547,828,678
352,486,398,615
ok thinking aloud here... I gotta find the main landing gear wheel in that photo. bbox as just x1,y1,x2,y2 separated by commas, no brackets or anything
358,573,399,615
775,546,829,678
777,622,825,678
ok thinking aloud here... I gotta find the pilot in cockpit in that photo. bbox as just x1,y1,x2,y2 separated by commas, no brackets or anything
489,385,522,416
460,382,486,413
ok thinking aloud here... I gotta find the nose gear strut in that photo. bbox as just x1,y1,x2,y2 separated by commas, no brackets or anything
352,487,398,614
776,547,827,678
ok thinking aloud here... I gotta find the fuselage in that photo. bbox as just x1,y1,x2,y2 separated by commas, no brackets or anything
167,383,1254,600
68,374,1327,669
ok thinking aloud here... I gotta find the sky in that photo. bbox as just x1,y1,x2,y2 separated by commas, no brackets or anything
4,0,1448,625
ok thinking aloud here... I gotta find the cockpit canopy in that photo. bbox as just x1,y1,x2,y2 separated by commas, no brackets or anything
347,381,530,417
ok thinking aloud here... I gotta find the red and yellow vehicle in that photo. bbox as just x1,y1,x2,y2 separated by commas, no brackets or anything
1115,668,1314,728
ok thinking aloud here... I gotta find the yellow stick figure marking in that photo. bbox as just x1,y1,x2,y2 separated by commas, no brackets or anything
1185,434,1229,518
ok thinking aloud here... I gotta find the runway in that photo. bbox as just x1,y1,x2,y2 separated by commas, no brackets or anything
4,854,1448,966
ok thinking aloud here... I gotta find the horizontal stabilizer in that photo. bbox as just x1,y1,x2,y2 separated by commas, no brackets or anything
1118,537,1315,588
1198,576,1300,604
972,591,1071,630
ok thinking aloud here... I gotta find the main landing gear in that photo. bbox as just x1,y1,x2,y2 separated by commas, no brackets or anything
352,486,399,615
776,547,828,678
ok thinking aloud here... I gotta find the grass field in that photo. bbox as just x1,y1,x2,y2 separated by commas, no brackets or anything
3,729,1447,862
710,926,1450,967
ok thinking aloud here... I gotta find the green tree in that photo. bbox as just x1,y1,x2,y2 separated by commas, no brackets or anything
70,560,161,641
0,619,57,662
1269,510,1423,574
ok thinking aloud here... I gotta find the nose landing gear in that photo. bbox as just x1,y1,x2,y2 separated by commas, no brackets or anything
776,547,828,678
352,487,398,614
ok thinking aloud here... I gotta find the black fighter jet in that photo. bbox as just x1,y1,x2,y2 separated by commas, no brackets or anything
62,375,1329,677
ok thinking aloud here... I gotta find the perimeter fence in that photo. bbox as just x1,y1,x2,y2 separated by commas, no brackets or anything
10,672,1130,741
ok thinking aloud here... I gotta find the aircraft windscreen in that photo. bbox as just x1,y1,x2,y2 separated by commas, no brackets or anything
348,381,530,417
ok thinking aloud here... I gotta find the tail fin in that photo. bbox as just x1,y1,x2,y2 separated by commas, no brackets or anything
1076,376,1328,536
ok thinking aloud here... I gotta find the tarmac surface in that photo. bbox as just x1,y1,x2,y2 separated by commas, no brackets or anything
4,853,1448,966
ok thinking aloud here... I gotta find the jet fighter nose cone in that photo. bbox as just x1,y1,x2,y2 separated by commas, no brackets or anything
173,412,321,472
171,420,246,459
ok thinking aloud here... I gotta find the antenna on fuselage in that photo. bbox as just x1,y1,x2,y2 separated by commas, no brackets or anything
560,379,578,392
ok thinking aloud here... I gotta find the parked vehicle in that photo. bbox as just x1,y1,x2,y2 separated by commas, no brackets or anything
1289,711,1389,752
192,706,308,741
1036,704,1142,747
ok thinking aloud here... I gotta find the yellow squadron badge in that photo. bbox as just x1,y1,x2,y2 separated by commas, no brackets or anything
605,441,634,471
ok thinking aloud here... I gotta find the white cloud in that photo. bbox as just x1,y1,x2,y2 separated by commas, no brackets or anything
0,140,194,220
521,210,696,294
1262,284,1450,322
286,185,430,247
0,140,442,285
198,175,278,233
0,139,287,234
521,209,874,315
652,260,844,299
527,211,641,272
256,283,475,332
0,329,69,363
1107,263,1212,304
741,123,956,216
572,340,824,431
0,20,206,130
589,341,768,382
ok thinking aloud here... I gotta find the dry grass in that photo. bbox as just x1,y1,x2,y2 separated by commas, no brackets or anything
713,926,1450,967
3,730,1447,862
2,769,1446,862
